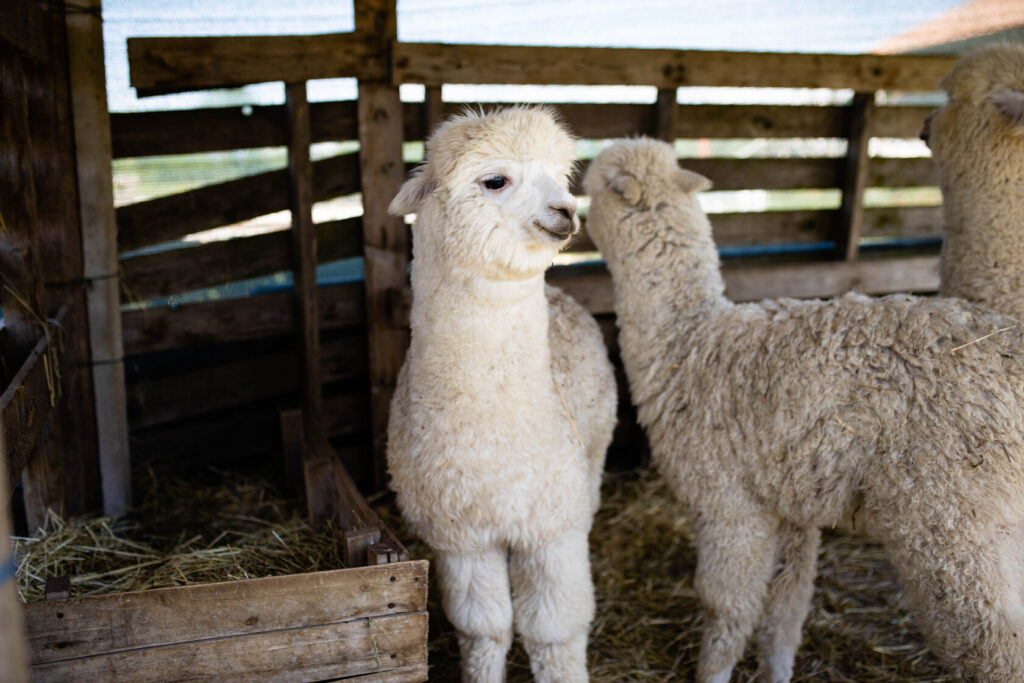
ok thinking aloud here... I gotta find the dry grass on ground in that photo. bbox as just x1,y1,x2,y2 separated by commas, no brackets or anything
15,465,949,681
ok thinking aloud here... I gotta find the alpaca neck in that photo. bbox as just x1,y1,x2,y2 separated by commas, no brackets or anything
940,175,1024,315
602,209,731,404
407,242,553,396
605,217,729,334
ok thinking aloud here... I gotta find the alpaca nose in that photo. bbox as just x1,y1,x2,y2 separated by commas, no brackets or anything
551,201,576,221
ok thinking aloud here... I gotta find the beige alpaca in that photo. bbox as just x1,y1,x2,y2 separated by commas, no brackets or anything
924,43,1024,318
387,107,617,682
584,137,1024,683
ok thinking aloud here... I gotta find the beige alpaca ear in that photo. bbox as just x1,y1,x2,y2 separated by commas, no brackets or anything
676,167,713,193
389,169,435,216
989,87,1024,133
607,172,643,205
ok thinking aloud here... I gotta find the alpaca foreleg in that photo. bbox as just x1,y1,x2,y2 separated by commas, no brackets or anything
754,522,820,683
695,511,779,683
435,547,514,683
510,529,595,683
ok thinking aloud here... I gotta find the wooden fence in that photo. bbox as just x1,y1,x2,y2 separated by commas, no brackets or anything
112,3,955,488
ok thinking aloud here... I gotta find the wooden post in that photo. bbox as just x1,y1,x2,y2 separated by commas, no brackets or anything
33,0,102,516
835,91,875,261
424,85,444,136
0,39,68,530
356,0,409,491
0,422,30,683
654,88,677,141
0,43,46,366
284,81,323,441
65,0,131,516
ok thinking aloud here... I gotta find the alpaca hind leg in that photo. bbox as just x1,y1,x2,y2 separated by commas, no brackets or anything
883,520,1024,683
754,522,820,683
509,529,595,683
694,512,779,683
434,547,514,683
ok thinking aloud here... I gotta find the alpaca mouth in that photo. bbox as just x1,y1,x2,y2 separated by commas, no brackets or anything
534,219,575,241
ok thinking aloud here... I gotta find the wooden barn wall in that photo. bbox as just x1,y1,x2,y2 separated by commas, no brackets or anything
2,0,102,525
113,42,954,480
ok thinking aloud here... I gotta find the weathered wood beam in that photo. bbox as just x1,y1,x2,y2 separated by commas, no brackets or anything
108,101,938,159
572,205,941,253
67,0,131,516
24,561,428,680
570,156,936,196
393,44,955,91
548,255,940,316
29,0,101,517
1,327,57,493
129,335,364,429
423,86,444,136
0,0,48,63
654,88,677,140
0,44,46,362
285,81,324,442
116,152,361,253
127,32,388,96
120,217,362,303
121,282,365,356
357,0,408,492
111,100,361,158
835,92,877,260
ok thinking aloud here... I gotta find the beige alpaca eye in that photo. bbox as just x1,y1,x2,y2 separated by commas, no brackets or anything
482,175,508,191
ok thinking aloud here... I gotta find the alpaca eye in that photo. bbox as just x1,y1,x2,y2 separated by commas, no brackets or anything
482,175,508,191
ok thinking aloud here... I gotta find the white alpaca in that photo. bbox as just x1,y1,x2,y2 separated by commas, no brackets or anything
387,107,617,683
924,43,1024,318
584,137,1024,683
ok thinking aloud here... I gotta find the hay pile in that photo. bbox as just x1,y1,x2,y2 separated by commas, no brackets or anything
14,464,951,680
14,465,344,601
379,469,952,682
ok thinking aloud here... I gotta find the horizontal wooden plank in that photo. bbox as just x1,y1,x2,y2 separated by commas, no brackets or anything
117,152,360,253
120,217,363,302
1,326,56,489
343,663,429,682
110,100,937,160
712,205,941,246
128,33,388,96
128,334,365,429
571,205,941,252
111,101,361,158
571,157,934,195
122,282,365,356
394,44,955,91
25,560,428,665
723,254,941,302
0,0,48,63
30,611,428,682
550,255,940,315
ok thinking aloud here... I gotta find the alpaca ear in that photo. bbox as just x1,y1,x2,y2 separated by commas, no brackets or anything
988,87,1024,133
676,167,712,193
609,172,643,205
389,169,435,216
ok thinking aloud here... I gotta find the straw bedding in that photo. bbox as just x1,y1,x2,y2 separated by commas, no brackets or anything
14,465,949,681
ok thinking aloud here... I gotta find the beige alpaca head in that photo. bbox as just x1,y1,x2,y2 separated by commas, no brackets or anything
922,44,1024,180
582,137,712,258
389,106,579,280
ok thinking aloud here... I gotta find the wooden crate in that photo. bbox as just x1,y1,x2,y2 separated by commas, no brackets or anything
23,560,428,682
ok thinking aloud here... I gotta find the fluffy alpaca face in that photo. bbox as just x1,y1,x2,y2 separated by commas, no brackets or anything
389,106,579,280
922,44,1024,177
